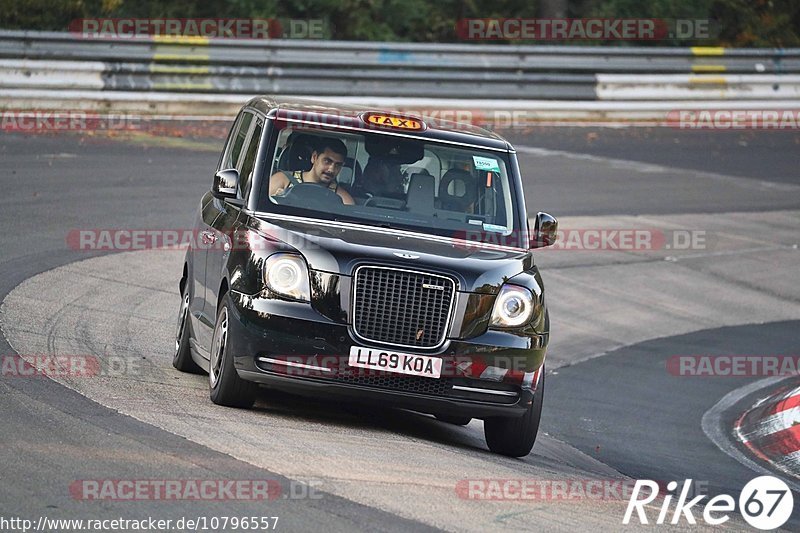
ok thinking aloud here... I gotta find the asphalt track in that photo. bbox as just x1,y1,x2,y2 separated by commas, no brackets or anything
0,136,432,531
1,127,799,531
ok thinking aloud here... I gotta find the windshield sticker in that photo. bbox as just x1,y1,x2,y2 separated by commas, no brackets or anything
468,219,483,226
472,156,501,172
483,223,508,233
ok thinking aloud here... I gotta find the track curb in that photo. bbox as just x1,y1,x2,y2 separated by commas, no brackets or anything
736,381,800,478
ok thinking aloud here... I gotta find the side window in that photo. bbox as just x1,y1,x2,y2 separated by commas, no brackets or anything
223,112,253,169
218,115,240,170
238,118,264,199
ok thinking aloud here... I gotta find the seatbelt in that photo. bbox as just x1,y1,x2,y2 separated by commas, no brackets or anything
283,170,302,186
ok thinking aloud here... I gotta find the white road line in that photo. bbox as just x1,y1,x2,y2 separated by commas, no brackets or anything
664,244,799,262
514,145,800,193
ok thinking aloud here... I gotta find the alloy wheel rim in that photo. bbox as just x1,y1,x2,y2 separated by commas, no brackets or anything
175,291,189,353
209,307,228,389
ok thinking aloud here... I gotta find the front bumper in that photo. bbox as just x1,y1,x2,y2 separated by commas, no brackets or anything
228,290,547,419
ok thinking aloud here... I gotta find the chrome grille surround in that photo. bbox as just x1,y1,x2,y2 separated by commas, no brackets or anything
352,265,457,350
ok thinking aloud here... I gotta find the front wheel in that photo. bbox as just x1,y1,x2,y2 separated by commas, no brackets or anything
484,370,544,457
173,284,202,373
209,293,258,408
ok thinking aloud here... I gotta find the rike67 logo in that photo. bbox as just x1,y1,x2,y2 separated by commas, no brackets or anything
624,477,794,530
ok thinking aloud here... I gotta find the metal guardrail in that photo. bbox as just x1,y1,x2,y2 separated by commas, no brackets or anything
1,29,799,104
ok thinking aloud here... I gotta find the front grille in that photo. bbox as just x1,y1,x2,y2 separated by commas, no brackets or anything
353,266,456,349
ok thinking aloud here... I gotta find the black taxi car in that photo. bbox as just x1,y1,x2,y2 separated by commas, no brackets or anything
173,96,558,457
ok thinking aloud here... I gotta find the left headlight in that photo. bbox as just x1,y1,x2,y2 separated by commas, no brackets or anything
264,253,310,302
489,285,535,328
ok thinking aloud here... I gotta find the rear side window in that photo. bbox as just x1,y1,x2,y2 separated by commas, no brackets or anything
223,112,253,169
238,118,264,199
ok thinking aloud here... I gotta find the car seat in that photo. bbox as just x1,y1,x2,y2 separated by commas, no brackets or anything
439,168,477,212
277,133,317,172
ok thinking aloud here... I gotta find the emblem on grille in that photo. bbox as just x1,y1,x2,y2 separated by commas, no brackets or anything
393,252,419,259
422,283,445,291
416,329,425,341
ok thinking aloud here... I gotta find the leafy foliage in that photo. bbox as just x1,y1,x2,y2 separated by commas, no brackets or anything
0,0,797,46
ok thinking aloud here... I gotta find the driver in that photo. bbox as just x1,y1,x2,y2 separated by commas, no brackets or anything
269,138,354,205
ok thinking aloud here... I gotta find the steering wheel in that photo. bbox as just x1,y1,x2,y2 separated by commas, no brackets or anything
273,182,343,206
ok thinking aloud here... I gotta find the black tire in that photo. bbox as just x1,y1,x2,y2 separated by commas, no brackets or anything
435,414,472,426
484,370,544,457
173,283,202,373
209,293,258,408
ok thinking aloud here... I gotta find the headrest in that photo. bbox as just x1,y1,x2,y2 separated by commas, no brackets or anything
279,133,317,172
406,173,435,214
439,168,477,212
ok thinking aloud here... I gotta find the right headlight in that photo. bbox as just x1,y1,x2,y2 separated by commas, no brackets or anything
263,253,310,302
489,285,535,328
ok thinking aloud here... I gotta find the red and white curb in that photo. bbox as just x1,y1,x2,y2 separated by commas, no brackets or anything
735,382,800,478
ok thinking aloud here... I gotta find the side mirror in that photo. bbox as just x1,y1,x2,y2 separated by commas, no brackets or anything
530,212,558,249
212,169,239,199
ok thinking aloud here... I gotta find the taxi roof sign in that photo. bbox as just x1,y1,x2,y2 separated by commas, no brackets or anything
362,112,426,131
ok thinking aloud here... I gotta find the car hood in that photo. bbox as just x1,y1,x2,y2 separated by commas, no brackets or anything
249,214,533,294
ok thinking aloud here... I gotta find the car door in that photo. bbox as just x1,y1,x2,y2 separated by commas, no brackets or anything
204,112,264,336
191,111,254,355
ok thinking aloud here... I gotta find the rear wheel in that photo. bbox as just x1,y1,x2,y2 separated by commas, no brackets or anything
484,370,544,457
209,293,258,408
435,414,472,426
173,283,202,373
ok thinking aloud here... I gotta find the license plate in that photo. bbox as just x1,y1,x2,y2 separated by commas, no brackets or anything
348,346,442,379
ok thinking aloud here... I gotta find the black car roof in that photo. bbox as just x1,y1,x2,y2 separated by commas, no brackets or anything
245,96,513,152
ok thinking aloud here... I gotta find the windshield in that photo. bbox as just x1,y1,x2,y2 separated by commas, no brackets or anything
256,124,519,239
